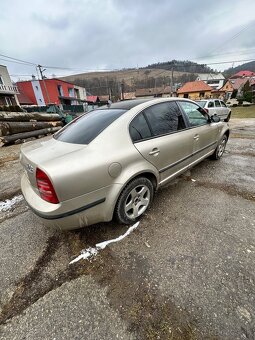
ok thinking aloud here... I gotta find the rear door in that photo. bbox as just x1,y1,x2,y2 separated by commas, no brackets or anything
178,101,219,161
130,101,194,184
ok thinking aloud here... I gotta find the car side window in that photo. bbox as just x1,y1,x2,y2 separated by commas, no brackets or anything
220,101,226,107
130,113,152,142
208,101,214,108
143,102,185,137
215,100,221,107
179,101,208,127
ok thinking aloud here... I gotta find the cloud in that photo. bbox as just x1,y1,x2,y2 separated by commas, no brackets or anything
0,0,255,78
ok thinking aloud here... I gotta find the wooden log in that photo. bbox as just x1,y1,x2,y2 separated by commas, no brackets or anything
0,112,61,122
0,127,61,146
0,121,63,136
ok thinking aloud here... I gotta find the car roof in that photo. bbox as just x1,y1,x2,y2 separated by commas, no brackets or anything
196,99,221,102
106,98,153,110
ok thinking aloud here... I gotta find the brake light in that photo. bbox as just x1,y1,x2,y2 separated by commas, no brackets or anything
36,168,59,204
204,108,209,113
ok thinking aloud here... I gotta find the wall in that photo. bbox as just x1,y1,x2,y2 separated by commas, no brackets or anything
41,79,75,104
31,80,46,106
17,79,87,106
74,85,87,100
0,65,13,87
17,81,37,105
0,65,20,105
178,90,212,100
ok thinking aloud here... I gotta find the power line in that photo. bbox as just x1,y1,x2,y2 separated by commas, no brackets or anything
0,53,36,66
0,57,36,66
199,20,255,59
194,48,255,60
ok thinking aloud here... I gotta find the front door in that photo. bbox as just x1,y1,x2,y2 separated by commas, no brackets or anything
178,101,219,161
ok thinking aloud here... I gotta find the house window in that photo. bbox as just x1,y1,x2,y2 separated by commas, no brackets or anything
184,93,189,98
0,76,4,85
68,88,74,97
199,92,205,97
57,85,63,97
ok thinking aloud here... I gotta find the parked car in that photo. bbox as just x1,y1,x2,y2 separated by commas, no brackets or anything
196,99,231,122
20,98,229,230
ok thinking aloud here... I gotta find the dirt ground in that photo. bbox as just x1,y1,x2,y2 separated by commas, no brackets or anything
0,118,254,340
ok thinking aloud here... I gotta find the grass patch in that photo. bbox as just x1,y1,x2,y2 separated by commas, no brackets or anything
231,105,255,118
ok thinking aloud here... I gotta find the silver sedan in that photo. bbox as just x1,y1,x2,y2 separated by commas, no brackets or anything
20,98,229,230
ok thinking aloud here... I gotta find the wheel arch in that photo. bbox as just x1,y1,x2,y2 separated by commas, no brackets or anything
113,171,157,224
106,170,159,222
224,129,230,140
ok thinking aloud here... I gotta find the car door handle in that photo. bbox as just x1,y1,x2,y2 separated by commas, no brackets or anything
193,134,199,140
149,148,160,156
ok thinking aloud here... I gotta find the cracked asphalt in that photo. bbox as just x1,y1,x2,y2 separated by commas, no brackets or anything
0,118,254,340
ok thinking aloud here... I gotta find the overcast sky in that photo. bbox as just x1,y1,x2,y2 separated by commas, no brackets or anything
1,0,255,80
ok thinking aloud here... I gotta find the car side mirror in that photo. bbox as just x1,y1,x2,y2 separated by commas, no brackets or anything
210,114,220,123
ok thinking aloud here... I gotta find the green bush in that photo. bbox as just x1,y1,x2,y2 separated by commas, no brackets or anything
243,92,252,103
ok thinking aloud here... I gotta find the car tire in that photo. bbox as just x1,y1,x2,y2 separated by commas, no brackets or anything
210,135,228,160
224,112,231,122
115,177,154,225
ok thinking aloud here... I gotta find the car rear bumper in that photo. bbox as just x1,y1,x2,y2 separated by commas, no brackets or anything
21,173,122,230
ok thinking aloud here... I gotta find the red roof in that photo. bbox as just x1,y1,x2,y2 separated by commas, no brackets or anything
87,95,99,103
230,78,248,90
177,80,212,94
231,70,255,78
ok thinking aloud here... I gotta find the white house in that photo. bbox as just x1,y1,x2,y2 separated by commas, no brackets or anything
196,73,225,90
0,65,20,106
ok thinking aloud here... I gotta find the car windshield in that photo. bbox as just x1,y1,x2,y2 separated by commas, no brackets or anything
54,108,126,144
196,101,207,108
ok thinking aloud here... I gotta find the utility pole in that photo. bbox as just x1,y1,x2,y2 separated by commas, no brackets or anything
120,80,124,100
38,65,50,105
170,65,174,97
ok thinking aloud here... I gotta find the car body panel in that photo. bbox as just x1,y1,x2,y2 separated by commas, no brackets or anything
191,123,219,160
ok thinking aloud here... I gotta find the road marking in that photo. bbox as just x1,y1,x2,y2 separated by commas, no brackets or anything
70,221,140,264
0,195,23,212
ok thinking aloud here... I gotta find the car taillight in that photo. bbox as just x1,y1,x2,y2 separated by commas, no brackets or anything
204,108,209,113
36,168,59,204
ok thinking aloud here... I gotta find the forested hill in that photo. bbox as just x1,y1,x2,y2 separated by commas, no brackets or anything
143,60,214,73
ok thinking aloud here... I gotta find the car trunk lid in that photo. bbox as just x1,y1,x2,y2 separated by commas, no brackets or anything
20,137,86,189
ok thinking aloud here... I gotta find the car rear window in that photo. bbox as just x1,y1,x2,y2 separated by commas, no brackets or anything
54,109,126,144
196,101,206,108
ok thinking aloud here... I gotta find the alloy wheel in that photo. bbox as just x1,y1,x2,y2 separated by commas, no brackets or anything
124,185,150,219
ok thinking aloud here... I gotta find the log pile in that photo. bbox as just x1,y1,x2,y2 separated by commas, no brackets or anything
0,112,63,147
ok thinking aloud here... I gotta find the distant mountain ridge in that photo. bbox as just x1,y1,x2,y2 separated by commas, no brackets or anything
61,59,255,97
143,60,214,73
